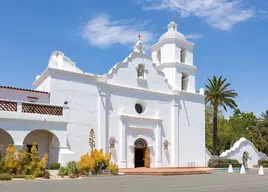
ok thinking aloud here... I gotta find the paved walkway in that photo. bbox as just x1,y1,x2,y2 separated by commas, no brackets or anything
1,170,268,192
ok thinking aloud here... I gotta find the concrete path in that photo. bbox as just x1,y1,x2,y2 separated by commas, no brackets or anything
1,170,268,192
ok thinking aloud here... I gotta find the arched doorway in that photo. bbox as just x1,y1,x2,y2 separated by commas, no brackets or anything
23,130,60,165
134,138,150,168
0,129,14,157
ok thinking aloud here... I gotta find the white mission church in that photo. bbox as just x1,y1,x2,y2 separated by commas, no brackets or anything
0,20,206,168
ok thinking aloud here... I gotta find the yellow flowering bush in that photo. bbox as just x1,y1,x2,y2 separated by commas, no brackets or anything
78,149,116,175
78,153,94,174
4,145,16,174
1,143,49,177
107,162,119,175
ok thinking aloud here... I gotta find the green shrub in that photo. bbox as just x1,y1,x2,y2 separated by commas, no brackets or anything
258,159,268,167
213,163,241,168
33,170,45,178
208,159,241,168
0,158,4,173
49,162,61,170
12,174,26,178
66,161,80,175
58,167,68,177
25,175,35,180
43,170,50,179
0,173,12,180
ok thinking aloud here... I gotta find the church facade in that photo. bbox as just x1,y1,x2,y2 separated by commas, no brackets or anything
0,20,206,168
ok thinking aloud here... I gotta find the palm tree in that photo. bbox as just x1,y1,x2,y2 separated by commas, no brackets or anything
260,110,268,121
205,76,238,155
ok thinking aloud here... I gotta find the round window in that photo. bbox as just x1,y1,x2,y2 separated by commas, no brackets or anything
135,103,143,114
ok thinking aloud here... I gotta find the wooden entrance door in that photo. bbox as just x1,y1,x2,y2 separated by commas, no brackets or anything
144,147,150,168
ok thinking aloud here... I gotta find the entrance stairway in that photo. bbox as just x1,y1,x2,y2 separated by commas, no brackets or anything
119,167,211,176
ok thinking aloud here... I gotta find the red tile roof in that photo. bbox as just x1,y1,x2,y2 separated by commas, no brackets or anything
0,86,49,94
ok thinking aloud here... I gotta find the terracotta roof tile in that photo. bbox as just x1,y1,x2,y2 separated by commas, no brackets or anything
0,86,49,94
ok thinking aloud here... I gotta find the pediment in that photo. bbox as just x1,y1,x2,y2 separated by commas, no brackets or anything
103,52,172,94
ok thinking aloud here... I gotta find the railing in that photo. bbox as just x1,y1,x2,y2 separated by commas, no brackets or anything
0,100,17,112
0,100,63,116
22,103,63,116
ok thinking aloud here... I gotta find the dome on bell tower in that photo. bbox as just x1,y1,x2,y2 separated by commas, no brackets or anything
158,21,186,42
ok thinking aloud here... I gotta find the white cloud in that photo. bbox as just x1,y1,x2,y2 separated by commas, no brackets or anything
82,14,154,48
139,0,255,30
257,9,268,19
185,34,203,40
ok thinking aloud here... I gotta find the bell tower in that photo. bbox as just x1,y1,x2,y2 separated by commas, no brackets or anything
151,19,196,93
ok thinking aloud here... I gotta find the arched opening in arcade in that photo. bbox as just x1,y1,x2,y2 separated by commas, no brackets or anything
0,129,14,157
23,130,60,165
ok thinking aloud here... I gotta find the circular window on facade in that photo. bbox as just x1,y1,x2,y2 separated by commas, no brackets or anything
135,103,143,114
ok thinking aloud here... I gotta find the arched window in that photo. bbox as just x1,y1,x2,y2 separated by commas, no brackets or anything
181,72,189,91
137,64,145,78
180,48,187,63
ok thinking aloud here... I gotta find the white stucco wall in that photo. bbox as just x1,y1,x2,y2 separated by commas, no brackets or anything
0,88,50,104
220,138,267,168
42,69,100,162
177,93,205,167
35,76,51,93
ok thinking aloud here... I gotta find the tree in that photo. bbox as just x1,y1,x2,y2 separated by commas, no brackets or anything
230,109,257,131
89,129,96,151
205,76,238,155
260,110,268,121
205,106,223,153
0,145,3,160
250,121,268,155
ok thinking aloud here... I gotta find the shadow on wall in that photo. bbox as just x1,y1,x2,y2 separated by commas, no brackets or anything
165,150,170,165
111,149,117,163
0,129,14,156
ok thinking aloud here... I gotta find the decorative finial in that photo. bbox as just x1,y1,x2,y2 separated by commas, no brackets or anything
138,33,141,41
172,16,175,21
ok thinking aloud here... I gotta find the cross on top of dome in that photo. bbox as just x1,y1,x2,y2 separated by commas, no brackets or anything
158,16,186,42
168,17,178,32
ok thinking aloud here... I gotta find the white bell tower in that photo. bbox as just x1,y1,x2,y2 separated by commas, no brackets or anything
151,19,197,93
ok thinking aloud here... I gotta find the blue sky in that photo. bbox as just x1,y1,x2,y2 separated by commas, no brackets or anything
0,0,267,117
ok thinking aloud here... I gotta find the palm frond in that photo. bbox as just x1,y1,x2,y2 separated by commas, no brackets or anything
205,76,238,111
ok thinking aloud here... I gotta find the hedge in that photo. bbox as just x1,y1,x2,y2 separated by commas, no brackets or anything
258,159,268,167
49,162,61,170
208,159,241,168
0,173,12,180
